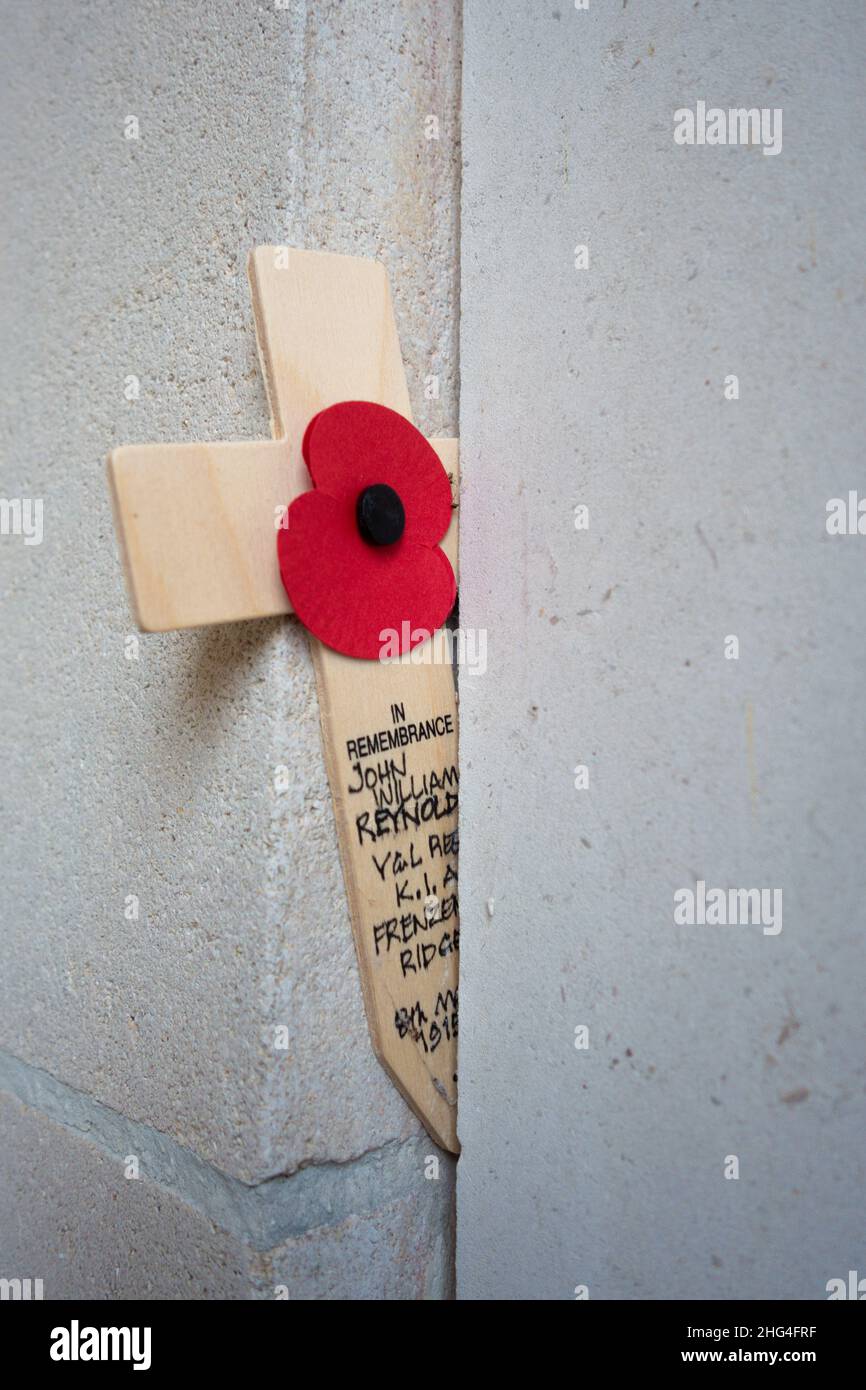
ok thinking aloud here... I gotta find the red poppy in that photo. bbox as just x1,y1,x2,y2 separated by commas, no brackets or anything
277,401,456,659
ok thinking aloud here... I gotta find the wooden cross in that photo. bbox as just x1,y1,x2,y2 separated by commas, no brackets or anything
109,248,459,1153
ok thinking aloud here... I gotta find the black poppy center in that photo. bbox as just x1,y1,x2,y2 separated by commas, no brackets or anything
356,483,406,547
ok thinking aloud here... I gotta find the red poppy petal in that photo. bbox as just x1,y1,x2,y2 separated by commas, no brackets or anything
278,490,456,660
303,401,453,546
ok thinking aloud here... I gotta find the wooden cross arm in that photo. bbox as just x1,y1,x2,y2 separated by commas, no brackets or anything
108,245,457,634
108,434,458,633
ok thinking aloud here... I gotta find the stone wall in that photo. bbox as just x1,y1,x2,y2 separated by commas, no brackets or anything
0,0,460,1300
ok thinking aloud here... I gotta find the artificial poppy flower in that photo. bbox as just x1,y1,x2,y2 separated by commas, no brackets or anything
277,401,456,659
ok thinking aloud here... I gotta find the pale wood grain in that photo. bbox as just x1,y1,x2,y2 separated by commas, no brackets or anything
248,249,459,1153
